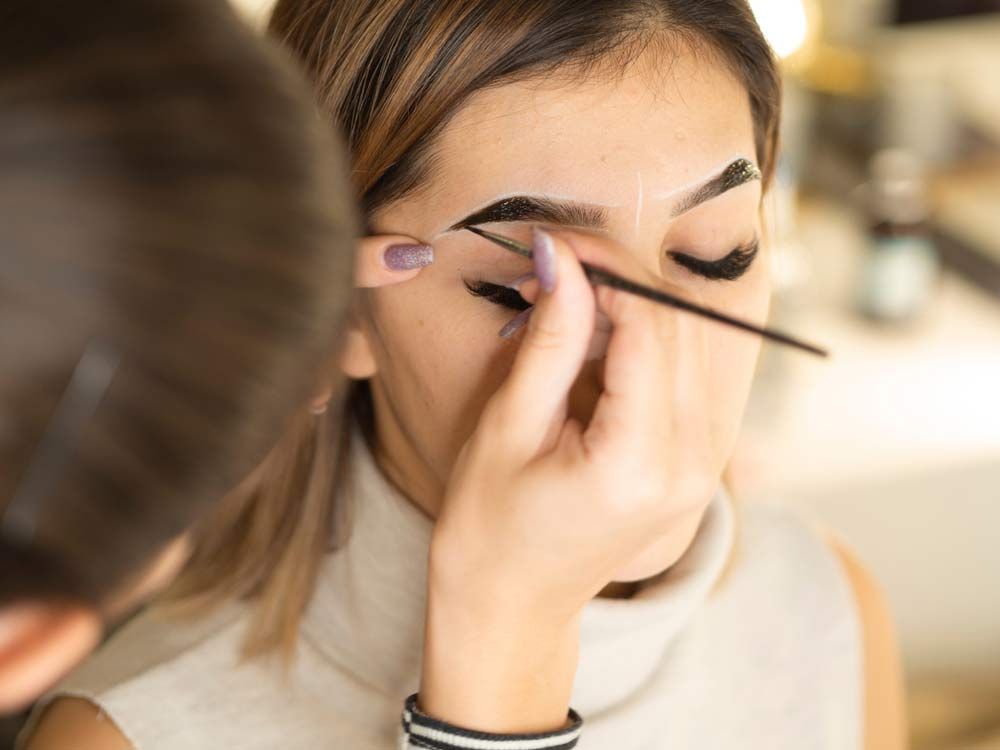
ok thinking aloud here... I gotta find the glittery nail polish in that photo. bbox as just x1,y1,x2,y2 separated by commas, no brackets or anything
384,244,434,271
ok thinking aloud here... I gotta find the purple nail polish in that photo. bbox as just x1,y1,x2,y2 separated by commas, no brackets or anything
384,244,434,271
505,273,535,291
498,307,533,339
532,228,557,293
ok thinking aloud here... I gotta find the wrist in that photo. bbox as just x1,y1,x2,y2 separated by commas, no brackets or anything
419,584,582,734
427,530,582,626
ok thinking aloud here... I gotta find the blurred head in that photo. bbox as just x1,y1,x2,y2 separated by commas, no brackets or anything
174,0,781,657
0,0,356,712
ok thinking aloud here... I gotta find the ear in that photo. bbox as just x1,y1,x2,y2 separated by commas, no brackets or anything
330,231,434,385
336,307,378,380
0,600,101,714
309,318,373,413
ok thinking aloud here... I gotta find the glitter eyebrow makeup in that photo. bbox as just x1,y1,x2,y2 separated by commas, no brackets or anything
444,158,761,238
448,196,608,233
668,158,762,218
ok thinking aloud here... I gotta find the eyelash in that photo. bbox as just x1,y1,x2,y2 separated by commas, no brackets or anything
463,280,532,311
464,240,759,311
668,240,760,281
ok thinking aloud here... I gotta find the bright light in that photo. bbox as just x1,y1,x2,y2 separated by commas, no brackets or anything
749,0,811,60
230,0,276,25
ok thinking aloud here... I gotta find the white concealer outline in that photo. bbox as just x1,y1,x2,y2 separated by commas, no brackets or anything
650,153,755,201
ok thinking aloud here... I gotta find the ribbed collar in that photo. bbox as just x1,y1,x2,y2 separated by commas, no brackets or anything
300,423,734,716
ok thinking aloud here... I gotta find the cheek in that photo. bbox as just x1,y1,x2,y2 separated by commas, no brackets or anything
367,285,524,473
702,260,771,456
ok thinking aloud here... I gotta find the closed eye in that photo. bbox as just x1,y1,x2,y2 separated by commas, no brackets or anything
464,279,532,311
668,239,759,281
465,238,759,311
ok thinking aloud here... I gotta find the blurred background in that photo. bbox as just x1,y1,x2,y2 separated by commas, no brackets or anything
729,2,1000,749
3,1,997,747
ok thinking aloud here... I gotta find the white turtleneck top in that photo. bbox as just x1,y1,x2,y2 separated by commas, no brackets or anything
21,425,863,749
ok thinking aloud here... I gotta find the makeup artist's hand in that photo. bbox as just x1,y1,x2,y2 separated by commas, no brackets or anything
355,235,435,286
421,227,722,733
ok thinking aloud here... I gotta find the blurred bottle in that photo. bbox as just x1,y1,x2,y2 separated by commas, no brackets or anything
855,148,941,323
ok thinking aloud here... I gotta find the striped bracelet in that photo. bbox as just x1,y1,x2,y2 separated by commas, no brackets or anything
399,693,584,750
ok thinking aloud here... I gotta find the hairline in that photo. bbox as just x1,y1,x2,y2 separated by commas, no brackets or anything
366,25,761,227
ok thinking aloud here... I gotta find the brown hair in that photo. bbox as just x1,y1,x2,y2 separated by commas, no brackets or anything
0,0,357,615
171,0,782,658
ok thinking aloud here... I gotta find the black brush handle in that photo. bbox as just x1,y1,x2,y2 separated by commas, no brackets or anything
583,266,828,357
464,226,829,358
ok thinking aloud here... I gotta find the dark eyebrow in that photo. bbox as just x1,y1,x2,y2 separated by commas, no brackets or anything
446,158,759,232
448,196,608,232
670,158,762,218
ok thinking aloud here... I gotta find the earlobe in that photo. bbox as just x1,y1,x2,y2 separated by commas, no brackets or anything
0,601,101,714
337,323,378,379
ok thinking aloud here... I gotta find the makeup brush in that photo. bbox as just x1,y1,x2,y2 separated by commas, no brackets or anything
465,225,829,358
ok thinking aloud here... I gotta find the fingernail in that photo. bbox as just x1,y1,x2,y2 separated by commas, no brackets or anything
498,307,533,339
505,273,535,291
533,229,557,293
384,244,434,271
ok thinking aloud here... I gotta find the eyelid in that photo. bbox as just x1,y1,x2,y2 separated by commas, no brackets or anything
667,238,759,282
667,233,759,259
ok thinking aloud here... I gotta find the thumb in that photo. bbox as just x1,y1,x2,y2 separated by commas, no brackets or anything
483,228,595,459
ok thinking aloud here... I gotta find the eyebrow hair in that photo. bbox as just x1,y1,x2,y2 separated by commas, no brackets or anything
448,196,608,232
446,158,761,232
669,158,762,218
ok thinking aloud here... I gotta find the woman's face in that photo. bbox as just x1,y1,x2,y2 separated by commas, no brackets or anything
352,46,770,570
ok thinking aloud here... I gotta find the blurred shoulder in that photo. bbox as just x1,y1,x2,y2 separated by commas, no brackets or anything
21,696,132,750
824,531,908,750
17,601,247,750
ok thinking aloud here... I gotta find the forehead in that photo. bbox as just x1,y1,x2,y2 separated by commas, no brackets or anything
427,46,756,211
